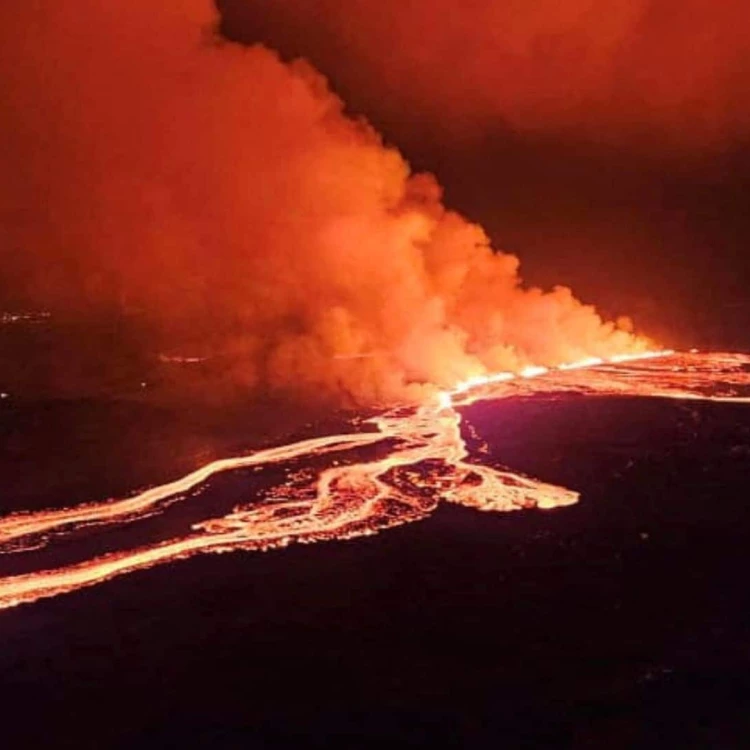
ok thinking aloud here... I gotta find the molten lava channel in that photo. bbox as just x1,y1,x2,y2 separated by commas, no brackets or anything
0,350,748,610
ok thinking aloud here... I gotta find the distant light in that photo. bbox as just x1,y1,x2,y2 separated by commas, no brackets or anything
0,392,8,399
158,353,207,364
0,311,51,325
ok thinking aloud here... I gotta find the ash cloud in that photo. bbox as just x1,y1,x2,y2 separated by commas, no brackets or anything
0,1,648,404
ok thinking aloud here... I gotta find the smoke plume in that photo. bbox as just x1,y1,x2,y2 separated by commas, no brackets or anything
0,1,649,404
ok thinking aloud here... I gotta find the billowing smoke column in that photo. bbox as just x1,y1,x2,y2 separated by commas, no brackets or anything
0,0,650,404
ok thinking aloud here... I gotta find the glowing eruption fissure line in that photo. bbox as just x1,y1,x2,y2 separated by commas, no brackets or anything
0,350,748,610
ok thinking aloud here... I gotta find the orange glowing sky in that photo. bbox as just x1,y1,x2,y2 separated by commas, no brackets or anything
221,0,750,148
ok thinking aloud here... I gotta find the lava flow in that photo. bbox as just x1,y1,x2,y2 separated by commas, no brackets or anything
0,350,748,610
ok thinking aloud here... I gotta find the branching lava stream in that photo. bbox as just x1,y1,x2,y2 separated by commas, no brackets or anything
0,351,748,610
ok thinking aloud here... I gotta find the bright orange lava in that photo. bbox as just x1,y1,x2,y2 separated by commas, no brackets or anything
0,350,748,610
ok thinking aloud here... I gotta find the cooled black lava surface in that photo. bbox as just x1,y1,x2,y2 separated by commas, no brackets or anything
0,393,749,748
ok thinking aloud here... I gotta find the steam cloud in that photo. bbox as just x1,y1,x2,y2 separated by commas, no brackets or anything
0,1,649,404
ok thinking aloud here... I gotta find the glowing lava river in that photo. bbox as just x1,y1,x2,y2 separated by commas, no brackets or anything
0,351,748,610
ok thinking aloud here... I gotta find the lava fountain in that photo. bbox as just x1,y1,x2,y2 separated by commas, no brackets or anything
0,350,748,611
